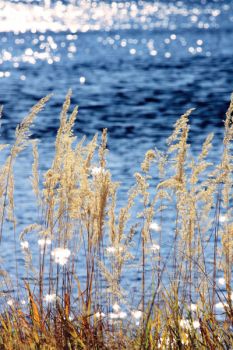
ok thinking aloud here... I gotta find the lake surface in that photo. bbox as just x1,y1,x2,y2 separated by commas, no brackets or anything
0,0,233,294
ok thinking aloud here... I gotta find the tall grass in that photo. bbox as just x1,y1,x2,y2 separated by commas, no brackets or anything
0,91,232,349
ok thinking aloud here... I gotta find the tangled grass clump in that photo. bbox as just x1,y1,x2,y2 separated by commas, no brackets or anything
0,91,232,349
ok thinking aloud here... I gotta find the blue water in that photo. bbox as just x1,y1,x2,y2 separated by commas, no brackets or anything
0,0,232,299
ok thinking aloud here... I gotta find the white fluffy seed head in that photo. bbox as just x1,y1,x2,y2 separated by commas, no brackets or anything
218,277,225,286
21,241,29,250
51,247,71,266
38,238,52,248
44,293,56,303
112,303,121,312
95,311,105,318
106,246,116,254
219,215,227,223
193,320,200,329
190,303,197,312
132,310,142,320
7,299,14,307
91,167,106,176
151,244,160,252
149,222,161,232
118,311,127,319
179,319,191,330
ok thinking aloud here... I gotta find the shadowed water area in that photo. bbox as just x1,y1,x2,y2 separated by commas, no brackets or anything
0,0,233,303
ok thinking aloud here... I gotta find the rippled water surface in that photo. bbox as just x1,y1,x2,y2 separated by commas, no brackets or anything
0,0,233,284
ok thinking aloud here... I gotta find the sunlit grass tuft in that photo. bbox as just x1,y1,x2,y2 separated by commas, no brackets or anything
0,91,232,349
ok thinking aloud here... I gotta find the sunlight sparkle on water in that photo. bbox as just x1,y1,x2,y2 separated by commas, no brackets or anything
0,0,226,34
1,0,224,74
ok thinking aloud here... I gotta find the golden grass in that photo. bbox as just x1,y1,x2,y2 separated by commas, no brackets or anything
0,91,232,349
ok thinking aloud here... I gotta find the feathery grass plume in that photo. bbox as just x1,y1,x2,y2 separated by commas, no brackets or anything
133,152,160,324
53,89,76,171
167,108,193,186
31,140,41,205
0,95,51,244
219,94,233,310
141,149,156,173
19,223,42,242
190,133,214,186
99,128,108,169
97,260,124,300
155,110,193,305
223,92,233,145
107,181,118,244
13,94,51,158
